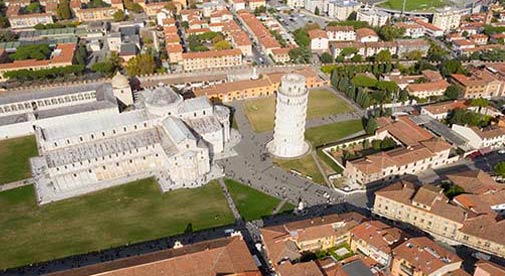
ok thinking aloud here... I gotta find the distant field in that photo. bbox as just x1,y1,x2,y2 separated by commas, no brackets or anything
243,89,353,133
0,179,234,270
0,136,38,185
378,0,448,11
224,178,293,221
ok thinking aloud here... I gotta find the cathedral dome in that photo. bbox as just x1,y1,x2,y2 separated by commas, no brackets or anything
111,72,130,88
145,85,181,107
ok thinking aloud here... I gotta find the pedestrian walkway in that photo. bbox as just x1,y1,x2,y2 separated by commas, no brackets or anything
311,151,331,186
272,199,289,215
218,178,242,223
0,178,33,192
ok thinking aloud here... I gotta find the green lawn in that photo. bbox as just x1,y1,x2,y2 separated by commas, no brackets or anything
0,179,234,270
224,178,292,221
274,155,325,185
305,119,364,147
243,89,353,132
378,0,448,11
0,136,38,184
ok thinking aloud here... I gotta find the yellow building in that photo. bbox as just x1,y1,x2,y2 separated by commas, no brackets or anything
75,7,118,22
181,49,243,71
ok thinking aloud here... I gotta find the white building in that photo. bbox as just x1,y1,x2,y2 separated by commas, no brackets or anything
432,7,463,32
327,0,360,21
451,124,505,150
395,22,424,38
304,0,325,14
309,29,329,52
356,8,389,27
267,74,309,158
287,0,304,8
230,0,246,10
325,25,356,41
30,84,238,204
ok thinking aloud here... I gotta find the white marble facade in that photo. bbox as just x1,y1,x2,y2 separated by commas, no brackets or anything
30,84,238,204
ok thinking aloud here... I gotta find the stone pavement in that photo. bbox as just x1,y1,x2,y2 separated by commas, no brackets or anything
0,178,33,192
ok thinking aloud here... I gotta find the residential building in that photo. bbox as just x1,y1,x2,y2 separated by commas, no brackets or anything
271,48,291,63
406,79,450,98
47,235,261,276
344,116,453,186
433,7,463,32
230,0,246,11
452,39,476,53
349,220,406,266
421,100,468,120
474,260,505,276
325,25,356,41
181,49,243,71
0,43,76,81
327,0,360,21
230,31,253,56
166,44,183,63
75,7,119,22
471,34,489,45
260,212,365,268
451,125,505,150
309,29,329,52
395,22,424,38
373,170,505,259
395,39,430,57
414,19,444,37
391,237,463,276
357,8,390,27
451,66,505,98
356,28,379,43
248,0,265,10
8,13,54,29
194,67,328,102
287,0,304,8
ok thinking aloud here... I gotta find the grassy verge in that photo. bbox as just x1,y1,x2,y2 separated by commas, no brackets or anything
305,120,364,147
0,136,38,184
273,155,325,185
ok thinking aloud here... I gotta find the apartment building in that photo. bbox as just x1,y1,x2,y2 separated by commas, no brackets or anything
9,13,54,29
194,67,328,102
181,49,243,71
373,170,505,259
395,22,424,38
414,19,444,37
474,260,505,276
238,11,283,55
433,7,463,32
406,79,450,98
47,235,261,276
357,8,390,28
325,25,356,41
309,29,329,52
260,213,365,268
451,66,505,98
349,220,406,266
327,0,360,21
344,116,453,186
75,7,119,22
248,0,266,10
230,31,253,56
420,100,468,120
0,43,76,81
356,28,379,43
391,237,463,276
166,44,183,63
451,125,505,150
271,48,291,63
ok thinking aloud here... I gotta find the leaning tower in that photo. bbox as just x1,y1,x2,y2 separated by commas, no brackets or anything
267,73,310,158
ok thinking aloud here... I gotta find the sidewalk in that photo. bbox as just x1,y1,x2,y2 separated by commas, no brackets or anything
0,178,33,192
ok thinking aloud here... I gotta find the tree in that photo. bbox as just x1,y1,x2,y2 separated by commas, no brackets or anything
74,43,88,65
314,6,320,15
444,184,465,199
341,47,358,57
427,42,448,62
9,44,51,61
351,75,377,87
214,40,231,50
351,54,363,62
320,52,333,63
125,54,157,76
376,50,392,62
254,5,266,16
181,21,189,29
164,1,177,14
347,11,357,21
440,59,464,77
365,118,377,134
380,137,396,150
293,28,310,47
495,161,505,177
405,50,423,61
91,52,122,75
470,98,489,113
376,81,398,93
378,25,405,41
0,31,17,42
57,0,72,20
124,0,143,12
288,47,311,63
444,85,461,100
113,10,126,22
25,2,41,13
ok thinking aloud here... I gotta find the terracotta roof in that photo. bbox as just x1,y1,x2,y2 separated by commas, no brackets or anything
475,260,505,276
350,220,406,255
325,25,354,32
459,215,505,245
412,184,443,206
356,28,377,38
392,237,462,275
166,44,183,53
376,116,434,146
238,11,280,50
271,48,291,55
453,39,475,46
406,79,449,93
309,29,328,39
422,100,468,115
182,49,241,59
276,261,324,276
231,31,252,46
421,69,443,81
395,22,423,29
414,19,443,31
47,236,260,276
470,126,505,140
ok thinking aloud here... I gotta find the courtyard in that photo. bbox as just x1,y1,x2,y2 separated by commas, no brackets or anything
0,135,38,185
0,178,234,270
224,178,294,221
243,89,354,133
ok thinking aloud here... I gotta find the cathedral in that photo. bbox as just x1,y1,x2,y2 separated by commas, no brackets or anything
25,75,238,205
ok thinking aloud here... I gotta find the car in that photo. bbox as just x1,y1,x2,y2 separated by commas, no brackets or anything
499,149,505,154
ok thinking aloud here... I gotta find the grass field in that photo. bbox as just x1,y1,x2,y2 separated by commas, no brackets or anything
243,89,354,132
305,120,364,147
378,0,448,11
0,136,38,185
0,179,234,270
224,178,293,221
274,155,325,185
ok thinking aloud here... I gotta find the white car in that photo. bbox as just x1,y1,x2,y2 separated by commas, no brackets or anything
499,149,505,154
